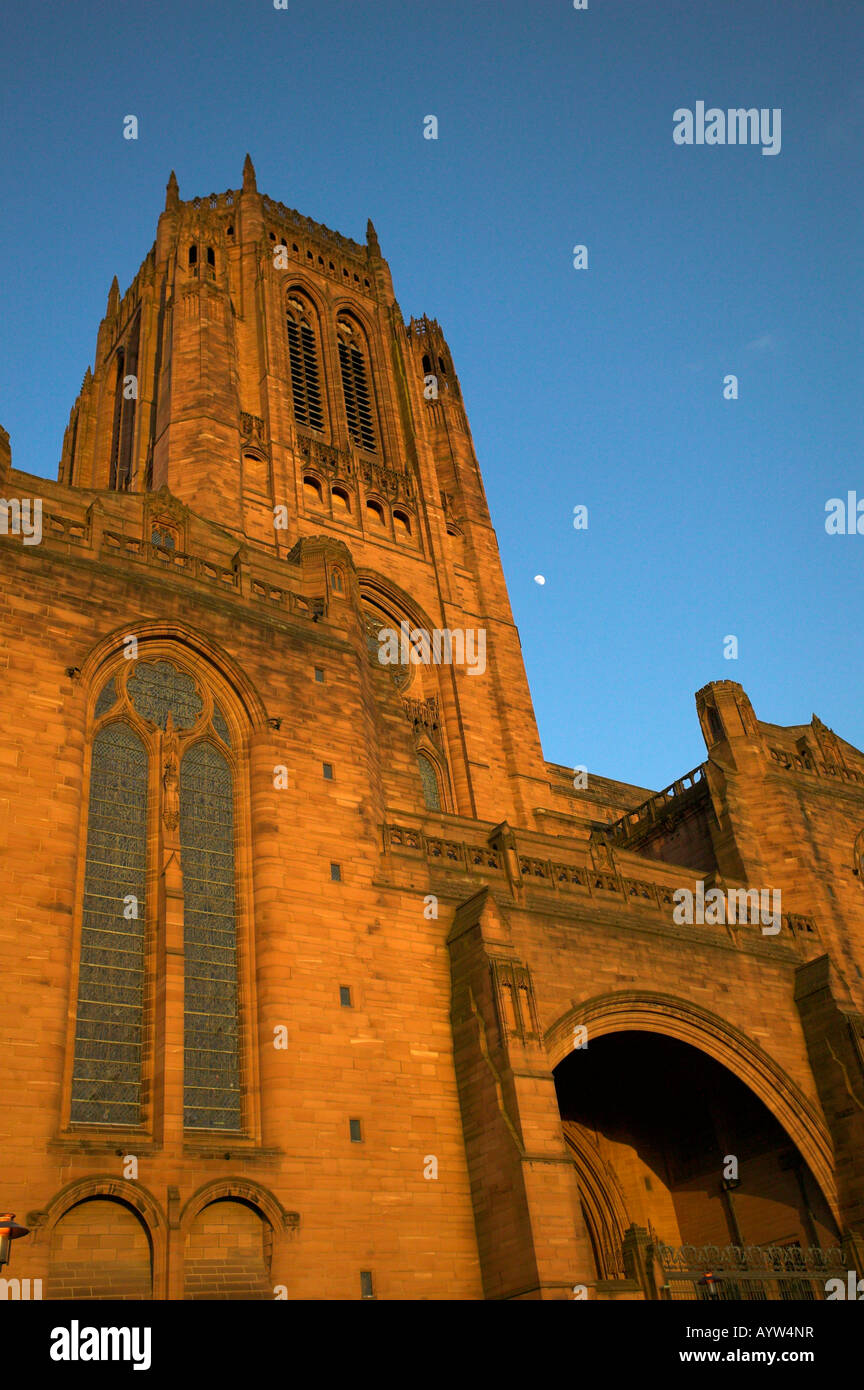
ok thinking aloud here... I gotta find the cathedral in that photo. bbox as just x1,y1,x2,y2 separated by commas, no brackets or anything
2,157,863,1301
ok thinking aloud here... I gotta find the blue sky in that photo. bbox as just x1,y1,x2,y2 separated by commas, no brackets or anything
1,0,861,789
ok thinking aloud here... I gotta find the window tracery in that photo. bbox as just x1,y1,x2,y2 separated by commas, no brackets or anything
70,654,244,1134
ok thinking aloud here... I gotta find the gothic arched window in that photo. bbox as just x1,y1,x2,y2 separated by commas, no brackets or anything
108,314,140,492
69,655,245,1134
70,722,149,1125
286,294,324,431
336,315,376,452
304,475,323,507
417,752,442,811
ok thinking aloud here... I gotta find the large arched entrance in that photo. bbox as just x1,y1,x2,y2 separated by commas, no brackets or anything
553,1026,842,1299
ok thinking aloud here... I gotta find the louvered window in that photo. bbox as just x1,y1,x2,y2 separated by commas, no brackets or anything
286,296,324,430
337,317,376,452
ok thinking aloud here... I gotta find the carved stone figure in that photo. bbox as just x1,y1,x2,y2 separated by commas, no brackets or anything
162,713,180,831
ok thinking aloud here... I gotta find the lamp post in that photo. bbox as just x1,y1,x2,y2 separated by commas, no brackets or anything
0,1214,29,1271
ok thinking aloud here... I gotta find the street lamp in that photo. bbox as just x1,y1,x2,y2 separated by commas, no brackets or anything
0,1214,29,1271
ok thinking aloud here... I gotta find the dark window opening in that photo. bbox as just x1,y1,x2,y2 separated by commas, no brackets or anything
108,314,139,491
286,297,324,431
337,321,376,452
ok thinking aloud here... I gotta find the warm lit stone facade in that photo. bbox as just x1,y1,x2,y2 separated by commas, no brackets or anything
2,158,864,1300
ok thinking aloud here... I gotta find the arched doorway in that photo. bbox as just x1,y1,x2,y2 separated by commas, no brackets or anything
555,1031,841,1299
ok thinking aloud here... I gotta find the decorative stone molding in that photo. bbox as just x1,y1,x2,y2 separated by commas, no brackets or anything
491,957,540,1042
179,1178,299,1236
386,824,816,936
402,695,442,749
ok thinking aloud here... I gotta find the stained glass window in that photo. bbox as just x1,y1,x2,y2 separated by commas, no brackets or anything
70,723,147,1125
418,753,441,810
180,742,241,1130
128,659,202,730
93,676,117,718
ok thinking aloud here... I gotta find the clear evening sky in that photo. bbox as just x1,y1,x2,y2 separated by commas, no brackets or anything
1,0,861,790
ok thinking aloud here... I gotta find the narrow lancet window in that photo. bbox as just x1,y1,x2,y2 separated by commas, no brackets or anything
337,316,376,451
286,295,324,430
180,742,242,1130
418,752,442,810
70,723,148,1125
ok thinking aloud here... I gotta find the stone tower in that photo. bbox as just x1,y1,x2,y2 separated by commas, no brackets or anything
58,156,548,831
2,161,864,1301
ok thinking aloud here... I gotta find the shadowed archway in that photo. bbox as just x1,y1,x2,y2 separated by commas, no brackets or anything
554,1028,840,1291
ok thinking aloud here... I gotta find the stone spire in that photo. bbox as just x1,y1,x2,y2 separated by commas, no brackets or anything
242,153,257,193
366,218,380,256
106,275,120,318
165,170,179,210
